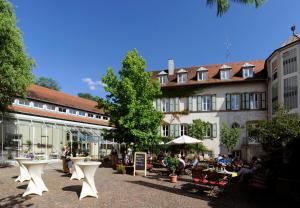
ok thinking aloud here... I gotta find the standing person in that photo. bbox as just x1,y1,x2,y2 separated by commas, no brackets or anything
65,147,72,175
62,146,68,173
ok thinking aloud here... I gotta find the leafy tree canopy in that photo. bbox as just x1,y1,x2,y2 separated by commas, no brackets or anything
99,49,163,151
78,93,100,101
188,119,210,140
206,0,265,16
220,123,240,152
35,76,61,91
249,108,300,168
0,0,34,111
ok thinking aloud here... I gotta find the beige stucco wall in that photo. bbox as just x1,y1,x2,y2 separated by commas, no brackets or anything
162,82,268,157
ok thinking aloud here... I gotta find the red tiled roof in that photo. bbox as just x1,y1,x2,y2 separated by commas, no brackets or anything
9,105,110,126
25,85,104,114
151,60,266,88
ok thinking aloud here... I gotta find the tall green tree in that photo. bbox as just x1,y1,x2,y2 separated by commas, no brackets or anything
188,119,210,140
99,49,163,151
78,93,99,101
249,108,300,177
220,123,240,152
206,0,265,16
36,76,61,91
0,0,34,111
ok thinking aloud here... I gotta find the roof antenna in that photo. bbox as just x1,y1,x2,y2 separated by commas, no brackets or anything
224,38,232,63
291,25,296,36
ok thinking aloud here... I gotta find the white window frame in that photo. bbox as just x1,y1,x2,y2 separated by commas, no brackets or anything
220,69,231,80
202,95,212,111
69,109,77,115
162,125,169,137
78,111,86,117
243,67,254,78
18,99,30,106
250,93,260,109
162,98,170,112
197,71,208,81
177,73,187,83
58,107,67,113
180,124,188,136
159,75,168,84
231,94,240,110
205,124,212,138
46,104,56,111
33,102,44,109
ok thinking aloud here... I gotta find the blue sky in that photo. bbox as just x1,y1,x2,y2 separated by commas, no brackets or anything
11,0,300,97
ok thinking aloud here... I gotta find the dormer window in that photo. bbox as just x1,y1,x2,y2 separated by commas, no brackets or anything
157,71,168,84
197,67,208,81
242,63,254,78
177,69,187,83
220,65,231,80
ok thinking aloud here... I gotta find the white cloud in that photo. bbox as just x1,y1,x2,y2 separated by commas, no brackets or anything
82,77,106,90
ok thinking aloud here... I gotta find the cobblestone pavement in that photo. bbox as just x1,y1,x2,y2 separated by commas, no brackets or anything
0,162,294,208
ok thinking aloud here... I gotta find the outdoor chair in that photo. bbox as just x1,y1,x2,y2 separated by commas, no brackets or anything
192,168,230,196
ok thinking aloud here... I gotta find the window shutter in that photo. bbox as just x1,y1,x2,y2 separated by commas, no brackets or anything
170,124,175,137
170,98,174,112
175,97,179,112
226,94,231,110
197,96,202,111
156,99,161,111
158,126,162,136
212,123,217,138
188,97,193,111
245,93,250,109
212,95,216,110
261,92,266,109
175,124,180,137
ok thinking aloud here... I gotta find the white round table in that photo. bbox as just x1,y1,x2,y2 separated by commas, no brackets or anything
22,161,49,197
77,161,101,200
70,157,86,180
15,157,31,183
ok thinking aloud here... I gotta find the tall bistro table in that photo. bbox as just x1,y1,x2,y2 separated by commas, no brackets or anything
70,157,86,180
22,161,49,197
77,161,101,200
15,157,31,183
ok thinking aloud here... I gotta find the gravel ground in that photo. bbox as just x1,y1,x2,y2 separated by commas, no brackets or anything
0,161,295,208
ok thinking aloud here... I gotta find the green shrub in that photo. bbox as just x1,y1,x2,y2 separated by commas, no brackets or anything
117,164,126,174
166,156,179,175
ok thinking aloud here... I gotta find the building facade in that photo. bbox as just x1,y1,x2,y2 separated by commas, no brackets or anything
152,59,267,160
0,85,111,160
266,33,300,118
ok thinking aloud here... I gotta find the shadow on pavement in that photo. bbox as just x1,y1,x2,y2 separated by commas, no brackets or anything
16,184,27,190
62,185,81,197
0,193,33,208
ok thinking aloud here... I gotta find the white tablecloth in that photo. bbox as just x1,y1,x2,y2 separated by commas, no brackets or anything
15,157,31,183
22,161,49,197
70,157,86,180
77,161,101,200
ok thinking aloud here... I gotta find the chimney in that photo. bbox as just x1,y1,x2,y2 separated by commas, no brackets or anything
168,59,174,75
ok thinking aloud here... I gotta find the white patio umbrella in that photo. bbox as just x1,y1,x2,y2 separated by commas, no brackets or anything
166,135,202,145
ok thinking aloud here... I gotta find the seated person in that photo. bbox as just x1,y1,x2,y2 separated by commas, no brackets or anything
190,155,199,169
218,155,230,166
233,156,244,171
177,154,186,174
238,157,262,182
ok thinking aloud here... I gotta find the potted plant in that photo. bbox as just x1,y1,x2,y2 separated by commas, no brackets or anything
166,156,179,183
